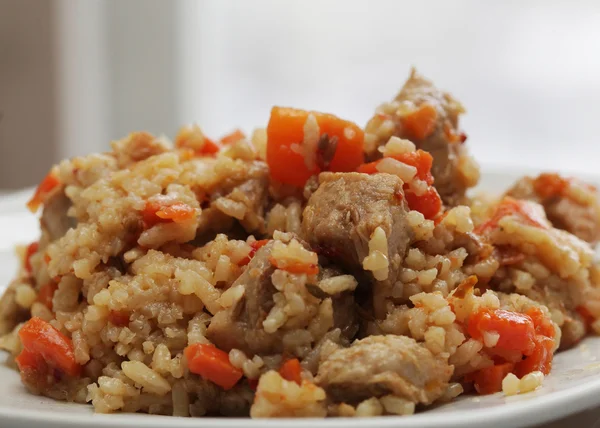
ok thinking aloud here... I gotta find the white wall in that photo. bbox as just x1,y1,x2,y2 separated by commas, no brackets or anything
180,0,600,173
2,0,600,190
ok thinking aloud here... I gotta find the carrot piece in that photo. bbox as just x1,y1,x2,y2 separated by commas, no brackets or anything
142,201,195,228
514,335,554,378
404,187,442,220
533,173,569,199
401,104,438,140
356,149,439,218
108,310,130,327
526,307,556,338
184,343,243,390
201,137,220,154
356,161,379,174
155,203,196,222
266,106,364,187
468,308,536,355
469,362,514,395
269,257,319,276
26,172,61,213
36,282,58,311
238,239,270,266
174,126,220,155
390,150,434,184
321,116,364,174
220,129,246,145
24,241,39,273
357,150,433,184
279,358,302,385
17,317,80,377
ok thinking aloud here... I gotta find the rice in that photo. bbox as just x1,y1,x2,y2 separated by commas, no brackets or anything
502,373,520,396
0,71,592,420
378,136,416,157
355,397,383,417
376,158,417,183
121,361,171,395
250,371,326,418
362,226,389,281
502,371,544,396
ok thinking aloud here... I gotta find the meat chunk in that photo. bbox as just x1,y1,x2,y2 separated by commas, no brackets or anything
210,161,270,234
41,190,76,241
315,335,452,405
206,239,358,356
505,173,600,244
365,69,479,206
207,242,279,355
302,172,412,284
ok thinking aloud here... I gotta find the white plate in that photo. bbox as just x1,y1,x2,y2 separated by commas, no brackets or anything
1,167,600,428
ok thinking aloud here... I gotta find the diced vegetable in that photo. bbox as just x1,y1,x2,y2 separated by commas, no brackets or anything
266,106,364,187
17,317,80,377
279,358,302,385
238,239,270,266
404,187,442,220
526,307,555,338
400,104,437,140
269,257,319,276
142,201,196,228
175,126,220,155
200,138,220,155
468,309,536,355
184,343,243,390
108,310,130,327
514,335,554,378
356,150,433,184
467,307,555,386
26,172,61,213
356,161,379,175
391,150,434,184
357,150,441,219
469,362,514,395
220,129,246,145
36,282,58,311
24,241,39,273
533,173,569,199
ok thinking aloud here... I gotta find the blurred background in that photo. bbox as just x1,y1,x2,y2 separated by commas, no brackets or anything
1,0,599,190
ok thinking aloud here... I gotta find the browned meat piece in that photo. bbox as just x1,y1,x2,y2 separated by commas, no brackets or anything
210,161,270,234
365,69,479,206
315,335,452,405
41,190,76,241
302,172,412,284
206,240,358,356
207,242,278,355
505,173,600,244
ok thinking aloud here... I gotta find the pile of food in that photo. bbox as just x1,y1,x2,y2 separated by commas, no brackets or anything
2,68,600,418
